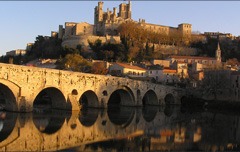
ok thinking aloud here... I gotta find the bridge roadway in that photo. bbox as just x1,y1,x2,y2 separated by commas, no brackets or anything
0,63,187,112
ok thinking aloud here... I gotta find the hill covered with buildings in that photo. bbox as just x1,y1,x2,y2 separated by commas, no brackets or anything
2,1,240,102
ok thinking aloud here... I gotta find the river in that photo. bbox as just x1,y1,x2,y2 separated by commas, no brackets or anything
0,105,239,151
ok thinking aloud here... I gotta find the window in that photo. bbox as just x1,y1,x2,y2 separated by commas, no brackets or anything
133,72,136,75
141,72,143,76
138,72,139,76
156,76,158,80
150,71,152,74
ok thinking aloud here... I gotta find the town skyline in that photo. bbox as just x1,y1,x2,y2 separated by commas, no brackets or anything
1,1,240,56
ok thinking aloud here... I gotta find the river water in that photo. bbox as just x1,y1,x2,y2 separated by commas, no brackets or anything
0,105,240,151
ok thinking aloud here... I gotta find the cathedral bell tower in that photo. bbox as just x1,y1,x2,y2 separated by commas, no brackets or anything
215,42,221,63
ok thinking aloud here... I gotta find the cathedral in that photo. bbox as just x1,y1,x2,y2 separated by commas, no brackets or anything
57,1,192,48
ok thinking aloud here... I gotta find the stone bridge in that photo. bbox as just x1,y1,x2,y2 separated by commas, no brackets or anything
0,63,187,112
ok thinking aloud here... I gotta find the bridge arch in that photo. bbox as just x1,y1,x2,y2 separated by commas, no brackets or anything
142,90,158,105
164,93,175,105
0,79,19,111
79,90,99,108
33,87,67,110
108,86,135,106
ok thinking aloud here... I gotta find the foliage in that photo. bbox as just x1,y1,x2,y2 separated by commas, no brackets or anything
88,39,127,62
91,62,108,75
191,38,240,62
226,58,240,66
56,54,92,73
27,35,63,59
202,69,231,99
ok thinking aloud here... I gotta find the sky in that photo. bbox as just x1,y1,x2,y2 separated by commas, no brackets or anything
0,1,240,56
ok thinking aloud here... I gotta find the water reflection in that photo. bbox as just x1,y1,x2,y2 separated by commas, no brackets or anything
142,105,158,122
0,112,17,142
33,109,70,134
107,106,135,128
79,108,99,127
1,106,240,151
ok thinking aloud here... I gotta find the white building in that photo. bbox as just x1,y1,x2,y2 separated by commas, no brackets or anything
109,63,147,77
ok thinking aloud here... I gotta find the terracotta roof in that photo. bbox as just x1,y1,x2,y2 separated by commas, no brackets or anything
169,55,216,60
117,63,146,71
164,69,177,73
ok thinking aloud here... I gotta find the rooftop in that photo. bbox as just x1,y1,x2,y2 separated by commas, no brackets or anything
169,55,216,60
117,63,146,71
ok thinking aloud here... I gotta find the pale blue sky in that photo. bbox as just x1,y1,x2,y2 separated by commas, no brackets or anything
0,1,240,56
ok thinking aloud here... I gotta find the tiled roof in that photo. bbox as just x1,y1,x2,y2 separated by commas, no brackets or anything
117,63,146,71
164,69,177,73
169,56,216,60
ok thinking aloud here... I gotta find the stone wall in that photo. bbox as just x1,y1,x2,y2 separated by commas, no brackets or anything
62,34,121,48
146,43,199,56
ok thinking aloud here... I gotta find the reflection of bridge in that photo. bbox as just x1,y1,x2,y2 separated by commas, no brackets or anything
0,106,181,151
0,107,239,151
0,63,187,112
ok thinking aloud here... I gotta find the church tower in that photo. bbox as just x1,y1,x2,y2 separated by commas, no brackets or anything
215,42,221,63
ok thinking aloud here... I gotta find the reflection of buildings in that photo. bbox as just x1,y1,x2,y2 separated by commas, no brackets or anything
2,107,240,151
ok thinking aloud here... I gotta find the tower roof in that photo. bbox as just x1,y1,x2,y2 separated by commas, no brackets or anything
217,42,220,50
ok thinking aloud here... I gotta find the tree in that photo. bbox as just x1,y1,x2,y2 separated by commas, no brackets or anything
202,68,231,100
29,35,63,59
91,62,108,75
226,58,240,66
56,54,92,73
101,50,114,61
127,46,140,62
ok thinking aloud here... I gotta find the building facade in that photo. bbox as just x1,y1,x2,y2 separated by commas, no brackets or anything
6,49,26,56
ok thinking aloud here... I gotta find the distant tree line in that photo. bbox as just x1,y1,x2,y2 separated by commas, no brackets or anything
190,37,240,62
